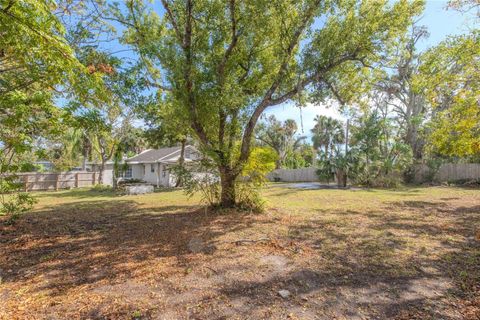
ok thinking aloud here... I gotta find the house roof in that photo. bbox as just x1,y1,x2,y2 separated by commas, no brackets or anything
126,146,190,163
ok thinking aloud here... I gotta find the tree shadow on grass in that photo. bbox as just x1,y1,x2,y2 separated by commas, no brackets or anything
217,267,451,319
211,199,479,319
1,195,478,319
34,186,187,200
0,198,257,297
382,200,480,236
33,188,118,199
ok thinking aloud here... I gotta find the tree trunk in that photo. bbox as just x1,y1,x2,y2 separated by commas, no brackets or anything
275,158,281,170
406,124,422,160
98,159,105,184
175,139,186,187
81,143,89,171
112,161,118,190
336,169,347,187
175,139,187,188
219,167,237,208
404,93,424,160
82,156,87,171
336,169,342,187
113,173,117,189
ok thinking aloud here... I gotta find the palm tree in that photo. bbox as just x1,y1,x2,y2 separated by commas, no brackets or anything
256,116,306,169
311,115,344,158
64,127,92,171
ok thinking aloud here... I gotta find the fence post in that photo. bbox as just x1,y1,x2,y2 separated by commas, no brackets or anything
24,175,28,192
75,173,79,188
92,172,96,185
55,174,59,191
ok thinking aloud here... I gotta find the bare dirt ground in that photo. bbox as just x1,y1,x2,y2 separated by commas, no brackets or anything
0,186,479,319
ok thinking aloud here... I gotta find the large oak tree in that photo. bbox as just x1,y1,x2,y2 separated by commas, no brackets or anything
113,0,423,207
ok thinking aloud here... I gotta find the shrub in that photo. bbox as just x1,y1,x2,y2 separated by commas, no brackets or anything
370,175,403,188
173,161,220,207
316,166,334,183
172,146,274,212
0,176,36,224
118,178,145,185
90,184,113,192
423,158,442,183
241,147,277,185
235,182,265,212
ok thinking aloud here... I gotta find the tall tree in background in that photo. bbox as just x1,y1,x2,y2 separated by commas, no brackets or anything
349,108,412,187
59,47,143,183
311,115,345,158
419,2,479,160
46,125,91,172
447,0,479,16
312,115,346,185
112,0,422,207
420,31,480,159
255,115,306,169
377,26,429,159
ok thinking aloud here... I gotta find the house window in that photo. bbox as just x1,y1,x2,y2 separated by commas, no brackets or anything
150,164,155,173
124,166,132,178
162,165,167,177
185,148,191,159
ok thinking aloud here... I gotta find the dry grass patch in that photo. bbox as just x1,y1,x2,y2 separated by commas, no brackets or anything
0,186,479,319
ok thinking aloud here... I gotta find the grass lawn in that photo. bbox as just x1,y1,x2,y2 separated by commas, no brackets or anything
1,185,479,319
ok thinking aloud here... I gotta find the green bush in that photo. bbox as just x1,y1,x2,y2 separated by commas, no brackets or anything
118,178,145,185
90,184,113,192
0,176,37,224
423,158,443,183
235,182,265,212
173,146,274,212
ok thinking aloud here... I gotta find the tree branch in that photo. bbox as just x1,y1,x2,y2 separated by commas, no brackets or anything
160,0,185,47
324,79,346,106
217,0,239,82
181,0,209,147
144,79,172,91
239,50,361,166
2,0,14,12
237,0,321,167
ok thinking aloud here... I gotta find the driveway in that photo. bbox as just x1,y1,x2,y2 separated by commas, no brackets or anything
270,182,353,190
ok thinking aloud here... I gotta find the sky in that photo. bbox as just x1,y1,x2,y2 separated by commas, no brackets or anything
264,0,477,137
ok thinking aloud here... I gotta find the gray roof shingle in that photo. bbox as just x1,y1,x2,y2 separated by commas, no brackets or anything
126,146,182,163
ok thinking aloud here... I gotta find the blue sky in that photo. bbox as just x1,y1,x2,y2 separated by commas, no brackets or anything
265,0,477,137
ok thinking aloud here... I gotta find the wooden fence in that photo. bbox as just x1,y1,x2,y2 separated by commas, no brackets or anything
16,171,101,191
267,163,480,184
413,163,480,183
267,167,318,182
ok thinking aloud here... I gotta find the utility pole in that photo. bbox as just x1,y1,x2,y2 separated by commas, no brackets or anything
345,118,349,156
343,110,350,188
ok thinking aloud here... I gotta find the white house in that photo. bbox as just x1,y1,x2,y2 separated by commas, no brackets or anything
123,145,200,187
